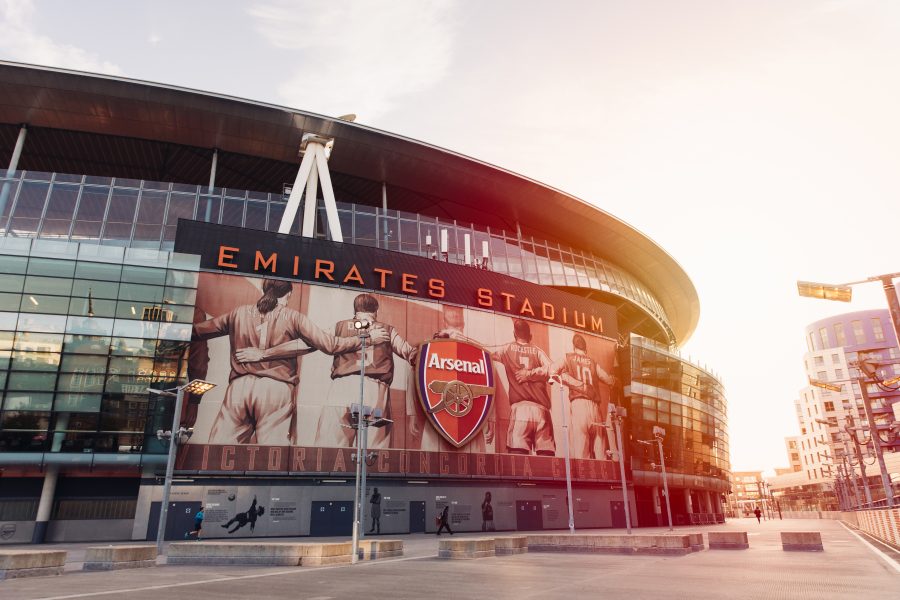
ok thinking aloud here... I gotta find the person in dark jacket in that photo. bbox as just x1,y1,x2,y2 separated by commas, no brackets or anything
436,505,453,535
754,507,762,523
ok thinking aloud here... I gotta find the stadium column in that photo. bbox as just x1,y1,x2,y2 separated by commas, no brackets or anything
0,123,27,223
204,148,218,222
683,488,693,514
32,464,58,544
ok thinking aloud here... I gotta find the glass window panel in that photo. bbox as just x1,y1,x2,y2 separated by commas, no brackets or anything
7,371,57,391
60,354,108,372
67,296,116,319
10,181,50,219
75,261,122,281
136,192,167,225
13,331,63,352
53,412,100,431
165,194,196,225
23,275,73,296
57,372,105,393
0,274,25,292
165,270,198,289
245,201,267,230
158,322,191,341
16,313,67,333
132,224,162,246
266,202,285,232
113,320,159,339
162,286,196,305
0,179,21,230
1,411,51,431
43,184,79,221
221,198,244,227
162,304,194,323
39,219,72,239
2,393,53,411
100,222,133,245
20,294,69,314
120,266,166,286
354,212,377,246
72,279,119,300
0,256,27,274
198,195,221,223
111,337,157,356
63,334,111,354
106,188,138,223
11,350,60,371
74,187,109,222
100,395,148,432
27,257,75,278
54,394,102,412
399,219,419,253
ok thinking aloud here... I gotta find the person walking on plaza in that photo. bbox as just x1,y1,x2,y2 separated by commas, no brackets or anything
436,505,453,535
369,488,382,534
754,507,762,523
185,506,204,540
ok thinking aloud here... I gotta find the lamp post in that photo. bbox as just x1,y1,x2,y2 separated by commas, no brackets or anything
854,369,895,507
551,376,576,534
147,379,216,556
608,405,632,534
638,426,672,531
350,318,369,565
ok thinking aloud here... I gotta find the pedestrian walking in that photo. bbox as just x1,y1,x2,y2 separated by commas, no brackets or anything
369,488,382,534
436,505,453,535
185,506,204,540
754,507,761,523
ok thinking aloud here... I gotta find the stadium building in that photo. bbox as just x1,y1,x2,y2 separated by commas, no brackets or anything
0,61,729,544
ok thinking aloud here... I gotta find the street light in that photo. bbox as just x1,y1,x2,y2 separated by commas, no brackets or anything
550,376,576,534
607,405,632,534
350,318,370,565
147,379,216,556
638,426,672,531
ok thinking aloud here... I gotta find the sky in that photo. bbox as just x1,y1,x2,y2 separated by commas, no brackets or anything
2,0,899,472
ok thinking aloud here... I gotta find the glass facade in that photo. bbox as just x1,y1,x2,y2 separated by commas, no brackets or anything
626,335,730,483
0,170,674,344
0,236,198,455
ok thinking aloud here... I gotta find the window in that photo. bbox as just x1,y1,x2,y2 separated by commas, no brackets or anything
808,332,816,351
824,401,834,411
817,371,827,380
835,368,843,379
819,327,829,348
851,320,865,344
831,353,839,363
814,356,824,366
872,318,885,342
832,323,846,346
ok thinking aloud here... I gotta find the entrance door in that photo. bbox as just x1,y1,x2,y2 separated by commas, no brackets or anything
610,500,627,529
409,501,426,533
146,501,202,541
310,501,353,537
515,500,543,531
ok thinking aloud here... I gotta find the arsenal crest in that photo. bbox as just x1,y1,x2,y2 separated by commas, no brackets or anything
416,339,495,448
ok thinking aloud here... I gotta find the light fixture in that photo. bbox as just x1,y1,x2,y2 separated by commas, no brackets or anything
320,479,348,484
808,378,843,393
181,379,216,395
353,319,370,331
406,480,429,485
28,296,38,306
130,305,136,315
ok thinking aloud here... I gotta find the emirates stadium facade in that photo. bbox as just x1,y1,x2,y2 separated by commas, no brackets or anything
0,61,729,544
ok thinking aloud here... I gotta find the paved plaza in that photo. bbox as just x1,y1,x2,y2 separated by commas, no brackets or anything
1,519,897,600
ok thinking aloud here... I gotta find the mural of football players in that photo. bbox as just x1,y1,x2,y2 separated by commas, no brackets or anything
492,318,555,456
192,279,387,445
315,292,416,449
551,333,616,460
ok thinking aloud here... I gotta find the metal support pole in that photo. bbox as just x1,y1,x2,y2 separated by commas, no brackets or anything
360,410,369,539
204,149,217,222
0,124,27,226
842,450,861,509
612,408,632,534
858,378,894,507
556,381,575,534
156,388,185,556
881,277,900,355
657,437,673,531
848,427,873,507
351,332,368,564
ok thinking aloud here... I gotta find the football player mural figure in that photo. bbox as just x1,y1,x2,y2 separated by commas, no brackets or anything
315,293,416,449
551,333,616,460
492,319,555,456
192,279,387,445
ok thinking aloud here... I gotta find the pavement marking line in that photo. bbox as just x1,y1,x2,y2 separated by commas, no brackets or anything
839,521,900,575
26,555,428,600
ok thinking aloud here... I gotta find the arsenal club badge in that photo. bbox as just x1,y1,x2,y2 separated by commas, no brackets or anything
416,338,495,448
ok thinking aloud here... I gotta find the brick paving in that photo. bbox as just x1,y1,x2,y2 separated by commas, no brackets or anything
0,518,896,600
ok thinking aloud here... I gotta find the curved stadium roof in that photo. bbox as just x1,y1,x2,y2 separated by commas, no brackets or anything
0,61,699,345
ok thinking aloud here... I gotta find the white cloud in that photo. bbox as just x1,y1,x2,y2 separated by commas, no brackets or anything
0,0,121,74
248,0,455,121
149,33,162,46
